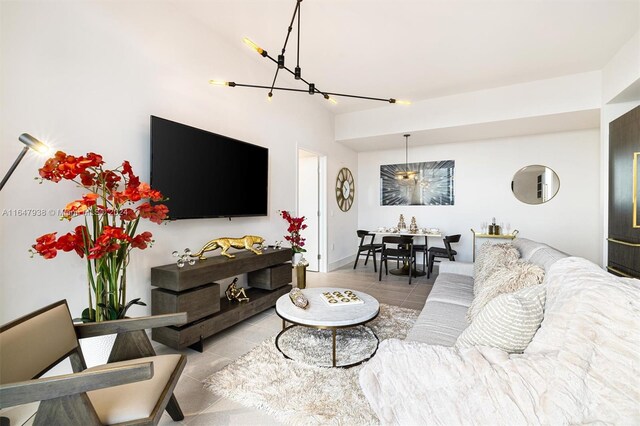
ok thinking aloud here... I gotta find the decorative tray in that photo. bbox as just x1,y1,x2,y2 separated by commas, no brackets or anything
321,290,363,306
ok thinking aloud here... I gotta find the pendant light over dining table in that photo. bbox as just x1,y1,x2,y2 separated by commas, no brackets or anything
209,0,411,106
395,134,418,185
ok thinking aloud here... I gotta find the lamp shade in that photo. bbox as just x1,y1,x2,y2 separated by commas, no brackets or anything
0,133,52,191
19,133,50,154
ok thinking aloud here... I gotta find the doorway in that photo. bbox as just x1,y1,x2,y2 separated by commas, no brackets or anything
298,149,325,272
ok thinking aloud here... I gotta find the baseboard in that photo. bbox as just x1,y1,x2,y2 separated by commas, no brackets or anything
328,255,356,271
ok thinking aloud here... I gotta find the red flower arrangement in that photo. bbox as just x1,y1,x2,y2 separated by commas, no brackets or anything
31,151,169,322
280,210,307,253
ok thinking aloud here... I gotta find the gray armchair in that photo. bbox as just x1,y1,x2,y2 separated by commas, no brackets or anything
0,300,187,425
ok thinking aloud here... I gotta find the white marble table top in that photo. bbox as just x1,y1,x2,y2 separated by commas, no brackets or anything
374,231,442,238
275,287,380,327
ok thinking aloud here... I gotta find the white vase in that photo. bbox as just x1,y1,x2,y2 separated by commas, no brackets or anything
293,252,302,266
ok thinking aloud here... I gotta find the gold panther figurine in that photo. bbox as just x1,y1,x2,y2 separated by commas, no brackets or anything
225,278,249,302
191,235,265,260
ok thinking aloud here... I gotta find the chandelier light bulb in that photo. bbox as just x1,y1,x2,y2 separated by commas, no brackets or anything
323,94,337,104
209,80,230,86
395,100,412,105
243,37,265,55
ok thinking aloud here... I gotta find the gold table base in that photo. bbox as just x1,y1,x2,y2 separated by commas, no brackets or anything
274,316,380,368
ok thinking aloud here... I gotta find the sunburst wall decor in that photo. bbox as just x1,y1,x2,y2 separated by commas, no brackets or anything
380,160,455,206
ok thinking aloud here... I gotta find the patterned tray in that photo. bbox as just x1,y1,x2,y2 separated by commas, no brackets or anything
321,290,363,306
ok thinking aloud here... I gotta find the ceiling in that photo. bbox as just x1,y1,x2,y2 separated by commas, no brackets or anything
178,0,639,114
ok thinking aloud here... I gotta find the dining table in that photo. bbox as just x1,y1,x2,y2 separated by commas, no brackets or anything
373,230,443,277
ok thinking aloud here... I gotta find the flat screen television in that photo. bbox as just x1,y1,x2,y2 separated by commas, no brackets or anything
150,116,268,219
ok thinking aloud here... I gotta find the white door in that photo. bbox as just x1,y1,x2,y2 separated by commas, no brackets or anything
298,150,319,271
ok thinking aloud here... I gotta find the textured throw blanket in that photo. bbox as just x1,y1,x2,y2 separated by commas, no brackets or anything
359,257,640,425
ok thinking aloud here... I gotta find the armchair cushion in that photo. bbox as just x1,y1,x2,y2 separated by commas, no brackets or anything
86,354,182,425
0,402,38,426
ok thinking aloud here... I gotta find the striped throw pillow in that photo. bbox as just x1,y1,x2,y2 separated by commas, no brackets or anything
466,260,545,323
455,284,546,354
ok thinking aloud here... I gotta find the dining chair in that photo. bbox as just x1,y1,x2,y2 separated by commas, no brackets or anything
353,230,383,272
379,235,416,284
427,234,461,278
412,243,428,273
0,300,187,426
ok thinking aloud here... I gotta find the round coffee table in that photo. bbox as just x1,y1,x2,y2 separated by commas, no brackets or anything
275,287,380,368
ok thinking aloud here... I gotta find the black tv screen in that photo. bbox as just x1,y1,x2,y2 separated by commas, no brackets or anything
150,116,268,219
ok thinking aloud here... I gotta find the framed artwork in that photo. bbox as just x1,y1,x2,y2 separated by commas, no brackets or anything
380,160,455,206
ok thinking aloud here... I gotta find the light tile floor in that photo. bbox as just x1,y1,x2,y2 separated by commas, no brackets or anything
154,262,436,425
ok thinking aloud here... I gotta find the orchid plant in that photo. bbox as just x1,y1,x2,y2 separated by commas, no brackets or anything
279,210,307,253
30,151,169,322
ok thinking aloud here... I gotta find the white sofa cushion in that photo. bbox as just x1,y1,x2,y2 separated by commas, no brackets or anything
467,260,545,322
425,273,474,307
456,284,546,353
529,246,569,273
438,260,474,277
405,301,469,345
512,238,548,262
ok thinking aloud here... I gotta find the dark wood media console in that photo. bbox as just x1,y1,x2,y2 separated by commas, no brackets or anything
151,248,293,351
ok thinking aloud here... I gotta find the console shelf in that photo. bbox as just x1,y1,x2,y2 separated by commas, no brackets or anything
151,248,293,350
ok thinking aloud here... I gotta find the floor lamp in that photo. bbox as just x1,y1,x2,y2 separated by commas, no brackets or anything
0,134,50,191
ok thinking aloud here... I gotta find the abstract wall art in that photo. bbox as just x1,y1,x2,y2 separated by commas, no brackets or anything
380,160,455,206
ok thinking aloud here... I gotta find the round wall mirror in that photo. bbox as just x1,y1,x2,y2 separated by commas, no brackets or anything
511,165,560,205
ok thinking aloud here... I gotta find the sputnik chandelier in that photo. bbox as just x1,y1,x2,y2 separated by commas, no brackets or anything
209,0,410,106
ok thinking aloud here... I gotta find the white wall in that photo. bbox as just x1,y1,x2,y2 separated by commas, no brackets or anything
0,1,357,323
358,129,601,263
336,71,601,142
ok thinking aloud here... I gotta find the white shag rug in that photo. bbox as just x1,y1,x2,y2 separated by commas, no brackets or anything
203,304,418,425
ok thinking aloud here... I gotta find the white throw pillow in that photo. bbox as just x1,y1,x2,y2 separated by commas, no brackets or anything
467,260,545,322
456,284,546,354
473,242,520,296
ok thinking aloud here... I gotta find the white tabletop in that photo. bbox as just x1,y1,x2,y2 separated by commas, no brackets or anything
374,231,442,237
275,287,380,327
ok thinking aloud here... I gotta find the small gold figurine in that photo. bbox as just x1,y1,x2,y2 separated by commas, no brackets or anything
225,278,250,303
409,216,419,234
397,214,407,230
191,235,265,260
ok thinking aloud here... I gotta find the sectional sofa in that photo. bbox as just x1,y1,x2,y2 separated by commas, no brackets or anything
359,238,640,424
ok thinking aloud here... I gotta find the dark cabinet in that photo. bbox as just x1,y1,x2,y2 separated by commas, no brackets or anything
608,105,640,278
151,248,293,350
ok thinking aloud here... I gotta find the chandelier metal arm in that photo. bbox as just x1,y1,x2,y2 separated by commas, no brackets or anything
265,53,331,98
233,83,315,93
281,0,301,55
321,91,395,103
269,0,302,96
297,0,301,68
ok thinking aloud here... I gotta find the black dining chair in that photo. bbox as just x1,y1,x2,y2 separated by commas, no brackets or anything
379,235,416,284
412,243,428,273
427,234,461,278
353,230,383,272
